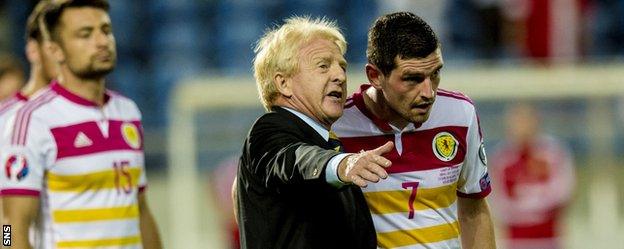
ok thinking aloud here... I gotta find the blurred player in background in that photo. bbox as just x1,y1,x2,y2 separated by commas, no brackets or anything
0,54,25,101
20,0,59,99
209,156,240,249
0,0,58,226
0,0,59,129
332,12,496,249
490,103,575,249
0,1,162,248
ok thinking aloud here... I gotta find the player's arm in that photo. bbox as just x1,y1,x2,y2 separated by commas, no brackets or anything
1,115,52,249
138,192,163,249
2,196,39,249
458,197,496,249
456,106,495,248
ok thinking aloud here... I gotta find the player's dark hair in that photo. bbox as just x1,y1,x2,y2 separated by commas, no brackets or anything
42,0,110,42
367,12,439,76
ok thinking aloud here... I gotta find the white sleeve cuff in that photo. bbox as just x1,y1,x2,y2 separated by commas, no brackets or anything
326,153,351,188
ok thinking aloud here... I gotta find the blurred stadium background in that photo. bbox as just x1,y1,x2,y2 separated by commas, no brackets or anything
2,0,624,248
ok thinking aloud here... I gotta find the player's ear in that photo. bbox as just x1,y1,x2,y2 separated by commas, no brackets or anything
274,72,293,98
46,40,65,64
366,63,383,90
25,39,41,65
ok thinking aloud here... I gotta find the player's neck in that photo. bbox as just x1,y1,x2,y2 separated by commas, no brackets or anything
21,69,51,97
364,87,409,130
60,71,107,106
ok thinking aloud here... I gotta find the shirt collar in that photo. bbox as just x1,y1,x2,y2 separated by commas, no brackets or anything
282,107,330,141
51,80,111,107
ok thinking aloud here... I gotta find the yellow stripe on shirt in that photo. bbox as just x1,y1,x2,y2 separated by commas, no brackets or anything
377,221,460,248
364,183,457,214
57,235,141,248
53,205,139,223
47,167,141,192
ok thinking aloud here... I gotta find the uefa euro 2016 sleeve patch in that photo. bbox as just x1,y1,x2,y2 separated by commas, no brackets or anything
432,132,459,162
4,154,29,181
478,142,487,166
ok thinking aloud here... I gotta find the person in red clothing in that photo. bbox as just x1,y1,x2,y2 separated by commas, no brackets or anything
210,156,240,249
491,103,576,249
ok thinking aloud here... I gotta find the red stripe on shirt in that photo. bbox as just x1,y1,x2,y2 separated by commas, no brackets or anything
457,185,491,199
51,120,143,159
0,189,40,196
340,126,468,173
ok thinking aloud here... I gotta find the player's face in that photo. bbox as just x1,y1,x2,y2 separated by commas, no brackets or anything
288,38,347,127
380,48,443,124
57,7,116,79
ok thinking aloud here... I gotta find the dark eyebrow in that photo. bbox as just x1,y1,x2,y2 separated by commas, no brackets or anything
403,64,444,76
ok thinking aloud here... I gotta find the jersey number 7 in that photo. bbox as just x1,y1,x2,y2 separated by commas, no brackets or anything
402,181,419,219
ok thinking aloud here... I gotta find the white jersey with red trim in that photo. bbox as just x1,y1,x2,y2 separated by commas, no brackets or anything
0,82,147,249
333,84,491,249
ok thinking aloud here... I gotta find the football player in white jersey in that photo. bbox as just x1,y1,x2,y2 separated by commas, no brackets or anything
332,12,496,249
1,1,162,248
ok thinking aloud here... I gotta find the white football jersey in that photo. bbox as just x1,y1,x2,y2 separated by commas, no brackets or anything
333,85,491,249
0,82,147,249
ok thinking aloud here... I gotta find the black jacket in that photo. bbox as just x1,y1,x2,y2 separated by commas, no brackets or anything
236,106,376,249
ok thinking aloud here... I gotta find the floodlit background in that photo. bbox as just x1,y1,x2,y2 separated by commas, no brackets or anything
1,0,624,248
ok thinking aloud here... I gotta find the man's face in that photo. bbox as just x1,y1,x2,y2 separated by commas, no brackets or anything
56,7,116,79
379,48,443,124
288,38,347,127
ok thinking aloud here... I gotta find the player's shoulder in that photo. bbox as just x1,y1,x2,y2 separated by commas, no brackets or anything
333,94,383,137
107,90,138,108
7,88,59,145
435,88,477,114
15,87,59,119
437,89,475,106
336,97,368,126
106,89,142,117
418,88,479,129
0,94,27,117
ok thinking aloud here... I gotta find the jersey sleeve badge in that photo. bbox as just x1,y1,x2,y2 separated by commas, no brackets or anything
121,122,141,149
4,154,29,181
